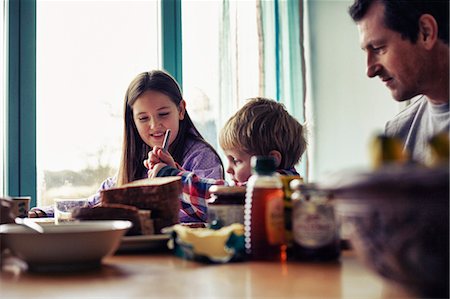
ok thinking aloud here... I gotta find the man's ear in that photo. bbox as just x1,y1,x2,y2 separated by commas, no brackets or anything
418,14,438,49
268,150,282,168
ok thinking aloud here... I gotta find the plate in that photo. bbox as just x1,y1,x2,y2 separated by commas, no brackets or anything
117,234,171,253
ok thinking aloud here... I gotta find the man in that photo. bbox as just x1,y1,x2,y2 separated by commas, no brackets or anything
349,0,449,163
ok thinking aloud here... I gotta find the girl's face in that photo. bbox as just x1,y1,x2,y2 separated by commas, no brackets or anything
223,148,253,185
132,90,185,148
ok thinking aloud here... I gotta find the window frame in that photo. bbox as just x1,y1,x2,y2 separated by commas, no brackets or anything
5,0,182,206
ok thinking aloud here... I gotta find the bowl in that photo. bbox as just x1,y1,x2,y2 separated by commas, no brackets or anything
318,165,449,298
0,220,132,272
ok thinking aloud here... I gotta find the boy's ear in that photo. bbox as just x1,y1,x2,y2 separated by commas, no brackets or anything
268,150,282,168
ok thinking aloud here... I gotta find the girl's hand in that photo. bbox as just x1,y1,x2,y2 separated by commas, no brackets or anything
144,148,161,170
147,162,167,178
143,145,176,172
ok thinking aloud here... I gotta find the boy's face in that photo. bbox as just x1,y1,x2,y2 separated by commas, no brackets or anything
223,148,253,185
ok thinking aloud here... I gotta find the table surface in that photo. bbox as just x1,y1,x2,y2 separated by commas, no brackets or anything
1,249,412,299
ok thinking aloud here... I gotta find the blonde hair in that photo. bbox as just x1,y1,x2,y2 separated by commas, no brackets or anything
219,97,307,169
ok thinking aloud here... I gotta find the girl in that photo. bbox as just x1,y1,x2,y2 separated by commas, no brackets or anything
118,70,223,184
30,70,224,218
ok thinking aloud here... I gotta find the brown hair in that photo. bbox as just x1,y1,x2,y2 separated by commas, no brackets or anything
117,70,222,186
219,97,307,169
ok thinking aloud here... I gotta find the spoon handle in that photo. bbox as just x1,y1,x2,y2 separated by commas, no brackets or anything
15,217,45,233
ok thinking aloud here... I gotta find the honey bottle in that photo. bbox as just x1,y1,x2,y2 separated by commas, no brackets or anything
244,156,286,261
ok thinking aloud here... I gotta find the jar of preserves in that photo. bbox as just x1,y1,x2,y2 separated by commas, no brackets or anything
207,185,246,227
289,180,340,261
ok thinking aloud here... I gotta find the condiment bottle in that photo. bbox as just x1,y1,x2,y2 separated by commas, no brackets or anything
426,132,449,167
244,156,286,261
280,175,301,251
370,134,408,169
289,179,340,261
207,185,246,227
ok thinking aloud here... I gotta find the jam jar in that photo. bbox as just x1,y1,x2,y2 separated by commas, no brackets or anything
207,185,246,227
289,180,340,261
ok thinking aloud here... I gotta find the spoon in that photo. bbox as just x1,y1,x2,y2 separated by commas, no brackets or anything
162,129,171,152
15,217,45,233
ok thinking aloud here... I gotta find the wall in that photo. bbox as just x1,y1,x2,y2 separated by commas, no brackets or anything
305,0,399,181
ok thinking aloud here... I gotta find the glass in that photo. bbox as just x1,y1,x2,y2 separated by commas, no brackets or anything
36,0,161,207
54,198,89,224
289,181,341,261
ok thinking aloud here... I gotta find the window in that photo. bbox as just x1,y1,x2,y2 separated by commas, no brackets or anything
36,0,160,206
182,0,306,178
8,0,308,206
0,0,5,195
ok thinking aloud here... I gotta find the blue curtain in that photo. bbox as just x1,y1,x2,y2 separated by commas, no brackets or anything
260,0,307,177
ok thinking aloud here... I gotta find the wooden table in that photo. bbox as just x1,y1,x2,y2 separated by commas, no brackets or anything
0,250,411,299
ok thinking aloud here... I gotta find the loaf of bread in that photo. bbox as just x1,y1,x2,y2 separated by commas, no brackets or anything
73,204,143,236
100,176,182,233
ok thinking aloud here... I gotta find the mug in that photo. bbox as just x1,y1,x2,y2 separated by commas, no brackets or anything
54,198,89,224
6,196,31,218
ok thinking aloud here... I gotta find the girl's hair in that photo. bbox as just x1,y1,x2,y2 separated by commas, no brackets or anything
117,70,222,186
219,97,307,169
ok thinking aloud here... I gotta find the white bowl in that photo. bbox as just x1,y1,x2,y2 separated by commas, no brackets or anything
0,220,132,272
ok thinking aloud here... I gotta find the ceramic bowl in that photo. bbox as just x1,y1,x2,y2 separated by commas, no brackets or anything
319,165,449,299
0,220,132,272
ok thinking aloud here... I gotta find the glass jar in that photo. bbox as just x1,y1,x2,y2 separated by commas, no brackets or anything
207,185,246,227
289,180,340,261
245,156,285,261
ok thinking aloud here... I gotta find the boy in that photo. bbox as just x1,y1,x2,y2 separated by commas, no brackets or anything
146,97,307,222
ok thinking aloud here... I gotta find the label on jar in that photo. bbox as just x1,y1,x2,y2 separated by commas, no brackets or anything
293,202,336,248
265,194,286,245
208,205,244,226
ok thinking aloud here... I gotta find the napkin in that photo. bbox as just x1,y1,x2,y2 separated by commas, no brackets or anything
167,223,245,263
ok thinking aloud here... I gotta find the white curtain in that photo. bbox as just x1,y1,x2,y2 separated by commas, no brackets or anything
218,0,307,178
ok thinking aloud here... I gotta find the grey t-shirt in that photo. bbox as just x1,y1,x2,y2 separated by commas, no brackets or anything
385,96,449,163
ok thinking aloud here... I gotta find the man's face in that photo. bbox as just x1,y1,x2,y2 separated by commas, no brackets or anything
357,1,427,101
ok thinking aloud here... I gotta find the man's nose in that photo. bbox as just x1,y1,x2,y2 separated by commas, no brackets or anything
366,54,381,78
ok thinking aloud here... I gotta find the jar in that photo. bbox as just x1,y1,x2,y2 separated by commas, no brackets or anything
207,186,246,227
289,180,340,261
245,156,285,261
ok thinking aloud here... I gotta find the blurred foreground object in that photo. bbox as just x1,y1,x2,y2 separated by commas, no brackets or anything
289,180,340,261
0,220,132,272
426,132,449,167
370,134,408,169
318,164,449,298
0,198,15,225
167,223,245,263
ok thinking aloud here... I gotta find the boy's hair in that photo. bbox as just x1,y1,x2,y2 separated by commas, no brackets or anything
219,97,307,169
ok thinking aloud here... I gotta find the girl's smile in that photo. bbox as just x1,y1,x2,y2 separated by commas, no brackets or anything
132,90,185,149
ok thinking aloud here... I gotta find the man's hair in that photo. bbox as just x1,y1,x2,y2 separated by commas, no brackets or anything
349,0,449,44
219,97,307,169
